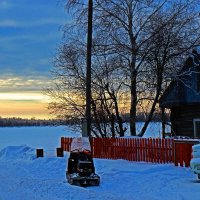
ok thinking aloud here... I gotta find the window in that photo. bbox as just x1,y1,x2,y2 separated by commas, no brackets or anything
193,119,200,138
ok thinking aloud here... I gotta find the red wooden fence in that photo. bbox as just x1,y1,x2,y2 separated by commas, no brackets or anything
91,138,174,163
61,137,174,164
61,137,73,152
60,137,199,167
173,139,199,167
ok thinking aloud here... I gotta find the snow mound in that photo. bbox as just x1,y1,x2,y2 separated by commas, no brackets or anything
0,145,35,160
193,143,200,150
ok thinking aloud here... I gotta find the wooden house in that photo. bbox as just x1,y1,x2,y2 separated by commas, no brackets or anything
159,51,200,138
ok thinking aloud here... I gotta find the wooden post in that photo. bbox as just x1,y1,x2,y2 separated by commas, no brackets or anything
36,149,43,158
85,0,93,138
56,147,64,157
61,137,64,150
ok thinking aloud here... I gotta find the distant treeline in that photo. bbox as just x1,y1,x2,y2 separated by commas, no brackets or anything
0,112,170,127
0,117,67,127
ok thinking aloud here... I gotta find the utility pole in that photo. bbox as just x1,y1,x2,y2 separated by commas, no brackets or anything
85,0,93,137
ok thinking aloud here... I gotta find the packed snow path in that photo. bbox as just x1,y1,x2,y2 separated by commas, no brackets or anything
0,145,199,200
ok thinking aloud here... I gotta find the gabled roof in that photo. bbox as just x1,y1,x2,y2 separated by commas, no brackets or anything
159,51,200,108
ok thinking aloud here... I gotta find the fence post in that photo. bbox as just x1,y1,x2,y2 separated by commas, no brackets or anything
61,137,64,151
56,147,64,157
36,148,44,158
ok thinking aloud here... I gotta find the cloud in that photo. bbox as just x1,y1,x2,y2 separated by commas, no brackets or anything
0,0,67,28
0,99,50,119
0,74,52,92
0,20,17,27
0,0,67,93
0,92,45,101
0,18,66,28
0,0,67,119
0,31,62,45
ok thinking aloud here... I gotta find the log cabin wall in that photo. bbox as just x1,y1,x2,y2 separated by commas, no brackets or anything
171,105,200,137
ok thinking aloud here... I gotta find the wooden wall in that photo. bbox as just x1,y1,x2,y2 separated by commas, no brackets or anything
171,105,200,137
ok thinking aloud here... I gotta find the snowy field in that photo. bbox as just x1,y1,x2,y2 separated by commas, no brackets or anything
0,125,199,200
0,126,80,153
0,123,170,151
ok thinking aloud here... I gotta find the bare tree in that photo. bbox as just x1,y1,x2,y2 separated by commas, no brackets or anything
48,0,200,137
46,36,127,137
92,0,200,136
65,0,94,137
138,4,200,136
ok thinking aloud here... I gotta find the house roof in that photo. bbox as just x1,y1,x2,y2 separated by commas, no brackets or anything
159,51,200,108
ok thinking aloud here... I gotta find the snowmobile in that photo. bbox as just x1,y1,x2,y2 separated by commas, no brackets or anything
66,137,100,186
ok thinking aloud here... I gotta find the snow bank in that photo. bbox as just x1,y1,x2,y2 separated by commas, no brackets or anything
0,126,199,200
193,143,200,150
0,144,199,200
0,145,35,160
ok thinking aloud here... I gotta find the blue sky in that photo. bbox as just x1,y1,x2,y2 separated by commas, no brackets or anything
0,0,67,90
0,0,68,118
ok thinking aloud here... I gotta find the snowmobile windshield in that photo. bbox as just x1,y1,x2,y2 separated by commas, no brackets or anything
71,137,91,153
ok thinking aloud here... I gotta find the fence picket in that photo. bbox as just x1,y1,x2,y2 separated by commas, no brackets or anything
165,139,168,163
152,139,155,163
179,143,184,167
148,138,152,162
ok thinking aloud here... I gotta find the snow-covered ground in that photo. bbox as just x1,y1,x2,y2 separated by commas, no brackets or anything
0,123,170,150
0,125,199,200
0,126,80,153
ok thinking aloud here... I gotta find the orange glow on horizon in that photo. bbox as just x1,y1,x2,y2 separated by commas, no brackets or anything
0,92,52,119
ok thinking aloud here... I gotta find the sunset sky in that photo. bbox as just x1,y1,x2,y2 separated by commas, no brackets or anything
0,0,67,119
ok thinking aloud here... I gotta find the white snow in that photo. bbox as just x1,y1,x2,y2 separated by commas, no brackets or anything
0,126,80,153
193,144,200,150
125,122,171,138
0,126,199,200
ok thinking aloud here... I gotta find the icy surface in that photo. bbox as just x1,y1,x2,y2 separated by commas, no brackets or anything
0,126,80,151
0,126,199,200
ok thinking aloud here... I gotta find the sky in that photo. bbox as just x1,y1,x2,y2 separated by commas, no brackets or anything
0,0,68,119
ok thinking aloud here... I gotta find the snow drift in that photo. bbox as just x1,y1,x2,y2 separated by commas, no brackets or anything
0,144,199,200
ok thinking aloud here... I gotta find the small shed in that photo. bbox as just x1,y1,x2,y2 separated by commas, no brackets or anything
159,51,200,138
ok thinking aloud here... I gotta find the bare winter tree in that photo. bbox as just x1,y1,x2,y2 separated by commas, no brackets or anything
137,4,200,136
48,0,200,137
46,35,127,137
65,0,93,137
92,0,200,136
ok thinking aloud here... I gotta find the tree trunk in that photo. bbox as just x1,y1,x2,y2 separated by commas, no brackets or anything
138,89,161,137
138,67,163,137
130,70,137,136
128,12,137,136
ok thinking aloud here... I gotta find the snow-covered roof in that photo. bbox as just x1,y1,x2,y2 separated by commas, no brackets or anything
160,51,200,108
